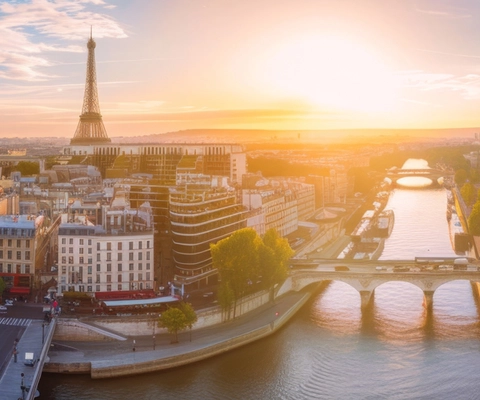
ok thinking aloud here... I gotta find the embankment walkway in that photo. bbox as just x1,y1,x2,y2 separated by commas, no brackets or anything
45,290,314,379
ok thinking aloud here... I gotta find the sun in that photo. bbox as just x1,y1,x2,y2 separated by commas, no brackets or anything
262,34,398,113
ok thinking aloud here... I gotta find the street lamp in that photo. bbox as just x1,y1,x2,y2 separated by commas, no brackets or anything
42,321,46,344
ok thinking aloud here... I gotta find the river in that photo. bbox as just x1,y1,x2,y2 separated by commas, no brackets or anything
38,165,480,399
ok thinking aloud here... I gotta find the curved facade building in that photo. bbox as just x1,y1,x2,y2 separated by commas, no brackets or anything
169,177,248,293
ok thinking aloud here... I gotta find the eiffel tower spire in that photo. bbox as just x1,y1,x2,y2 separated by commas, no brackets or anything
70,29,111,145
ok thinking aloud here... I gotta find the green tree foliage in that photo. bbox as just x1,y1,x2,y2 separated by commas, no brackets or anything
158,307,188,343
259,229,294,298
468,201,480,236
211,227,294,318
12,161,39,176
455,169,468,186
0,277,5,297
211,228,261,317
461,182,476,206
180,302,197,341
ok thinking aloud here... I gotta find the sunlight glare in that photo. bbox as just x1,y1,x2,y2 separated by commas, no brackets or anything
264,34,397,113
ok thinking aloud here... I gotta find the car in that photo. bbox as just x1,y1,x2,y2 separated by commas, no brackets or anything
5,299,13,306
0,305,7,311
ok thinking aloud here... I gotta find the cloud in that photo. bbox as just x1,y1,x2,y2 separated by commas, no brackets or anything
399,70,480,99
0,0,126,81
413,4,471,19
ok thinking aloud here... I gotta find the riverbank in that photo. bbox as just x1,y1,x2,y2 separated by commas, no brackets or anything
44,287,321,379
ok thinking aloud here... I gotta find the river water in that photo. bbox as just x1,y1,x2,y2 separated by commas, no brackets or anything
39,169,480,399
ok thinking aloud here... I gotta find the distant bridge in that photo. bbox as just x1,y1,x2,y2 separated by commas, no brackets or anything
280,258,480,312
385,168,453,185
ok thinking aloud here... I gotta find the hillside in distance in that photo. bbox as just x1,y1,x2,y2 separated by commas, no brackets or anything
112,127,480,145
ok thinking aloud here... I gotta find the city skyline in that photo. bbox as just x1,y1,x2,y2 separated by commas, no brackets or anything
2,0,480,138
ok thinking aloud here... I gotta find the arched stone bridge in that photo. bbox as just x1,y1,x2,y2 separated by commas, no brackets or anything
277,269,480,312
386,168,453,185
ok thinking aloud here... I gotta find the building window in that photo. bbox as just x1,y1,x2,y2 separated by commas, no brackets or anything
62,238,66,245
62,247,66,254
96,254,101,262
96,264,101,272
96,285,100,291
139,242,143,250
79,257,84,264
79,239,84,246
25,240,30,247
69,256,74,264
146,272,150,281
61,256,66,264
16,240,21,247
118,253,122,261
7,239,12,247
129,263,134,271
7,251,12,259
146,263,150,270
88,248,92,254
118,242,122,251
117,284,122,291
88,277,92,284
129,242,133,250
88,266,92,274
69,247,73,254
96,275,100,283
138,252,142,261
107,242,111,251
147,240,150,249
87,285,92,292
107,263,111,272
146,252,150,261
118,274,122,282
106,275,111,283
88,239,92,246
0,250,3,258
129,272,134,281
97,243,100,251
79,248,84,254
69,238,73,245
107,253,111,261
25,251,30,260
129,252,134,261
138,263,142,270
118,263,122,271
16,251,21,260
107,285,111,292
138,273,143,281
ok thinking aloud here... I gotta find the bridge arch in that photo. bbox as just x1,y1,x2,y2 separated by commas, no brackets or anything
278,271,480,313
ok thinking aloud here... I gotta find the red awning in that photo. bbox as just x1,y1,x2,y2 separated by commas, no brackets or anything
9,287,31,294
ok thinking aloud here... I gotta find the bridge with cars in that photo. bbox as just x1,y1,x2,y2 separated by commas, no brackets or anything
280,257,480,311
385,167,453,185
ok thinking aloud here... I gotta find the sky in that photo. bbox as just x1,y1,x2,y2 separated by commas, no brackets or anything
2,0,480,138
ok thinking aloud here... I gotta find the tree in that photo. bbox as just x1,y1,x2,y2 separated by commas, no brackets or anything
455,169,468,186
180,302,197,342
259,229,294,299
14,161,39,176
468,201,480,236
210,228,261,318
461,182,476,207
0,277,5,298
158,307,187,343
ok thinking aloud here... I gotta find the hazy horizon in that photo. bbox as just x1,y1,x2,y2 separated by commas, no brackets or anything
2,0,480,138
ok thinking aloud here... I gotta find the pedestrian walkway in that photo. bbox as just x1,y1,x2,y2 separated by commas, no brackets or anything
0,317,32,327
45,289,315,379
0,319,56,400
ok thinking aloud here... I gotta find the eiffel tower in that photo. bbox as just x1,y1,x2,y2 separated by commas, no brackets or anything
70,30,111,145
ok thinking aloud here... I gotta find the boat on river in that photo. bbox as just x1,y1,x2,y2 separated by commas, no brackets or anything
372,209,395,238
337,237,385,260
448,210,470,254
